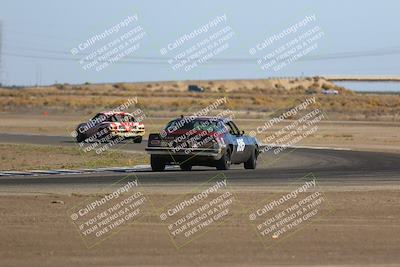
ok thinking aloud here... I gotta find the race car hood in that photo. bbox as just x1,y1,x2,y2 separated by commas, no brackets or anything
100,122,144,131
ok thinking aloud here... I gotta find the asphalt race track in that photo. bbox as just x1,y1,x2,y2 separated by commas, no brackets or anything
1,134,400,191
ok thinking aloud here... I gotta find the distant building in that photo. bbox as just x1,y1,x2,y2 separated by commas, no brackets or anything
188,85,204,92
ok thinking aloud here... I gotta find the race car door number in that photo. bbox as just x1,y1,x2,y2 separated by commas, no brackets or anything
237,138,245,152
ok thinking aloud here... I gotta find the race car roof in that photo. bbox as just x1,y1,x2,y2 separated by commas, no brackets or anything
173,116,231,122
99,111,133,116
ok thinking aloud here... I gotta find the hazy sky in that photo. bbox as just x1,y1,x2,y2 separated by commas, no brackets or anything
0,0,399,85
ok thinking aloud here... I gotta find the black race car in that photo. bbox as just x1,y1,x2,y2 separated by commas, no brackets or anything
145,116,260,171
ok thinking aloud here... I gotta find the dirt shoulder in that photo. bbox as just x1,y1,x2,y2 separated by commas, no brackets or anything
0,189,399,267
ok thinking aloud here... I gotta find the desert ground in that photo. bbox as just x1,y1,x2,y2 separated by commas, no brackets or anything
1,188,399,267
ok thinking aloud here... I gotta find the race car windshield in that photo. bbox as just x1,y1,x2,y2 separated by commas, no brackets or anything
165,119,226,133
109,115,132,122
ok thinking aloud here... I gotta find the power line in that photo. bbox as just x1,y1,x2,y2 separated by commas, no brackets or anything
2,23,400,63
3,46,400,66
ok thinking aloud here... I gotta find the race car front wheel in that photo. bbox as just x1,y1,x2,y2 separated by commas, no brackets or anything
150,155,166,171
76,131,86,143
216,148,231,170
133,136,142,143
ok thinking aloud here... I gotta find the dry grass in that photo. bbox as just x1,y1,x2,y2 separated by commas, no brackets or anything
0,144,148,171
1,77,399,121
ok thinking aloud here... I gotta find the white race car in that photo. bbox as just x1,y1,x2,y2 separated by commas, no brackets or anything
75,112,145,143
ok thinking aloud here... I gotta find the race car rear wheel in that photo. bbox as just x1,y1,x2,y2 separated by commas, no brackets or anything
133,136,142,143
180,163,192,171
216,148,231,170
244,148,257,169
150,155,166,171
